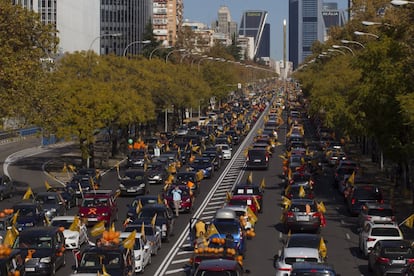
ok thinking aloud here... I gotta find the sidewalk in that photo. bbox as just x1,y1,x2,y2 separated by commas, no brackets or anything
346,141,414,238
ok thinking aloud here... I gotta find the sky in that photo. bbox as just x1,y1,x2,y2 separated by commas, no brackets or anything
183,0,348,61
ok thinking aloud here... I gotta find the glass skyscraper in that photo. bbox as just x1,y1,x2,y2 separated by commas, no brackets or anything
289,0,325,69
239,10,269,59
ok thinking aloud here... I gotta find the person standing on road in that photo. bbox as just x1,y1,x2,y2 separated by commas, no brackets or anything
171,186,182,217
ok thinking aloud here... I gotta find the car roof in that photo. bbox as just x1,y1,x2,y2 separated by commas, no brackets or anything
197,258,241,270
19,226,61,236
283,247,320,258
51,216,77,221
367,221,399,228
376,239,412,247
291,261,336,271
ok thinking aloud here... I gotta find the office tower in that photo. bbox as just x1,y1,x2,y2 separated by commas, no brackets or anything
322,2,346,40
14,0,155,56
239,10,269,60
289,0,325,69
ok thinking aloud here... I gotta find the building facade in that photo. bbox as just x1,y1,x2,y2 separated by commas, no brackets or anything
238,10,269,60
322,2,346,40
152,0,183,46
289,0,325,69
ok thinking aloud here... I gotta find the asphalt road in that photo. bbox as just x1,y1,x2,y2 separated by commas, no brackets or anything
0,119,378,275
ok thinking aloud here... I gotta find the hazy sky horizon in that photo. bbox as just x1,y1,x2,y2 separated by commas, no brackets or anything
183,0,349,61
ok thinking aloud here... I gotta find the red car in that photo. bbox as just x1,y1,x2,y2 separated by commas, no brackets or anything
163,185,194,213
227,195,260,214
78,190,118,226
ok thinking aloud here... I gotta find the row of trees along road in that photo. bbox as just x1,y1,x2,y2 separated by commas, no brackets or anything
0,0,276,167
293,0,414,202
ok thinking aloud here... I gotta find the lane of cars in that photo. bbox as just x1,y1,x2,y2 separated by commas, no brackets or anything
0,85,277,275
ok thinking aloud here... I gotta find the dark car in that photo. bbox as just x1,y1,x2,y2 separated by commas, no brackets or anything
194,259,246,276
175,171,200,194
281,199,323,233
126,195,159,219
66,175,94,198
47,186,77,209
118,169,148,196
76,168,102,185
202,150,221,170
13,201,45,231
246,148,269,170
0,175,15,201
146,162,168,185
135,204,174,242
127,149,148,168
14,227,65,275
225,130,240,145
347,185,383,216
368,240,414,276
291,262,339,276
188,157,215,179
73,244,133,276
34,192,66,220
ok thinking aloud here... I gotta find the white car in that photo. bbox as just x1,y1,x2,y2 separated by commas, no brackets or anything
119,232,151,273
50,216,89,249
215,143,232,160
273,247,324,276
124,224,162,256
358,221,403,256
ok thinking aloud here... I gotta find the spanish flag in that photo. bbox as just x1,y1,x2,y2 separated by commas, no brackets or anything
317,201,326,213
22,187,34,200
347,171,355,186
247,172,253,184
299,186,306,198
404,214,414,228
205,223,219,238
282,196,291,209
44,181,52,191
91,221,106,237
247,206,258,225
69,216,80,232
319,237,327,259
122,230,136,250
260,178,266,189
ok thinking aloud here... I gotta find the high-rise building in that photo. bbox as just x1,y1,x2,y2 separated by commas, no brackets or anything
238,10,269,60
322,2,346,40
211,6,238,47
257,23,270,59
289,0,325,69
13,0,153,56
153,0,184,46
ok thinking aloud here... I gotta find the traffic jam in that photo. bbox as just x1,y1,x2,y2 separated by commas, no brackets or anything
1,80,413,276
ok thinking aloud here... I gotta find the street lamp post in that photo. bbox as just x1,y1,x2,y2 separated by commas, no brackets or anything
362,21,392,27
341,39,365,49
332,44,355,56
88,33,122,54
165,49,186,63
354,31,379,39
123,40,151,56
198,57,213,72
391,0,414,6
149,45,172,60
328,49,346,55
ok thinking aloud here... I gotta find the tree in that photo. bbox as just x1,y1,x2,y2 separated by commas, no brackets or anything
0,0,58,127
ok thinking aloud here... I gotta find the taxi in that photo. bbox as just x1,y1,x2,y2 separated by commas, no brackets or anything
78,190,118,226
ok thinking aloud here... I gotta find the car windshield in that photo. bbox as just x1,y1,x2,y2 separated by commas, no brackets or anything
354,188,381,199
17,235,52,249
82,198,108,207
196,271,240,276
138,209,166,219
214,223,239,234
291,272,335,276
194,159,209,165
289,204,317,213
36,195,58,205
51,220,72,228
368,209,394,217
15,207,36,217
287,236,319,248
80,252,122,268
371,228,400,236
124,172,145,181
